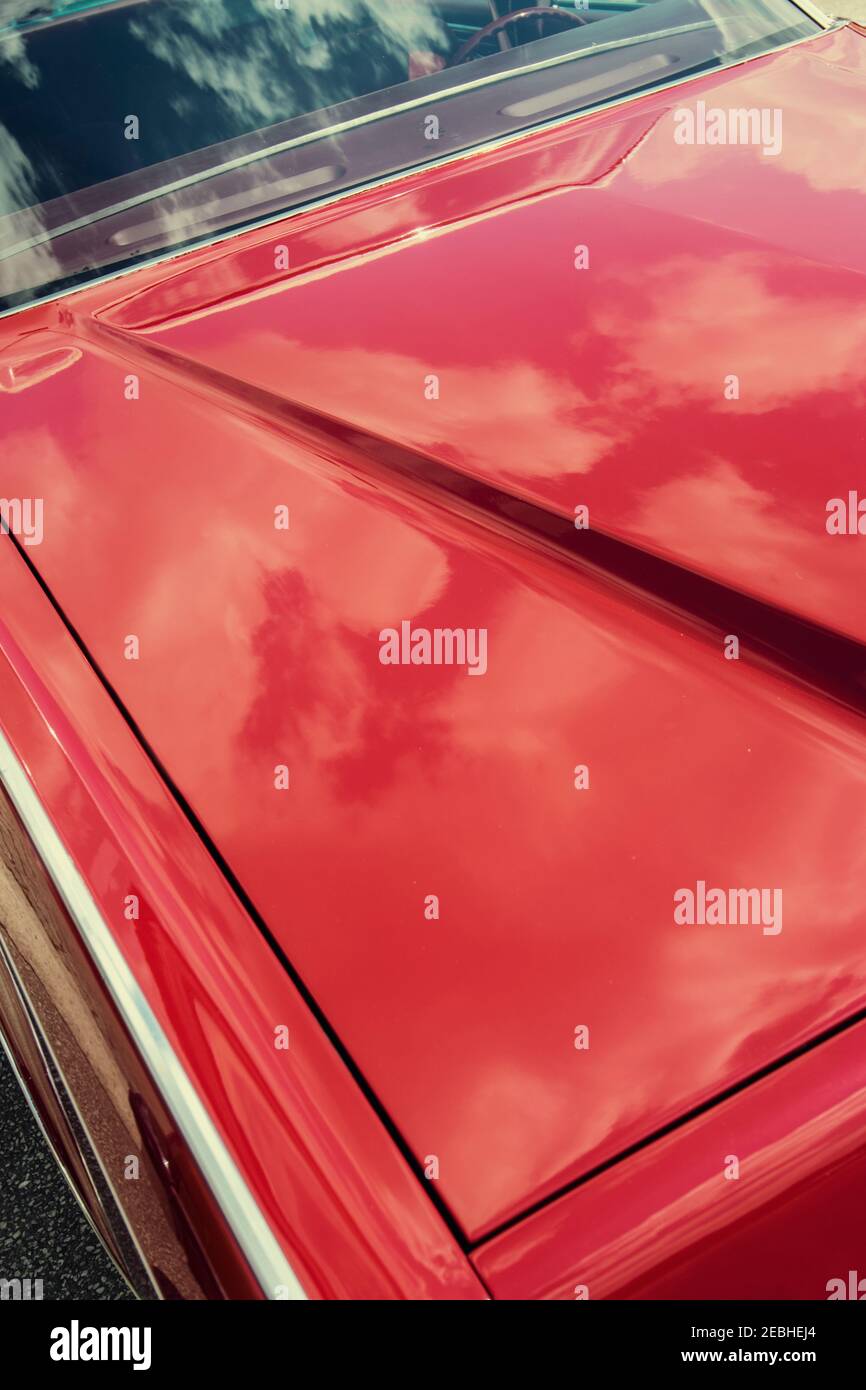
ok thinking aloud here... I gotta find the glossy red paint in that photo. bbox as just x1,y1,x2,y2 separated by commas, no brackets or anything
0,537,485,1298
473,1018,866,1300
2,19,866,1277
100,23,866,650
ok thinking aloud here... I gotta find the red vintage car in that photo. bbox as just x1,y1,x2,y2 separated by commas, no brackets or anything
0,0,864,1302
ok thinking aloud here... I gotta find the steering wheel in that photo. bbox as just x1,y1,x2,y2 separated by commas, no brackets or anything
448,6,591,67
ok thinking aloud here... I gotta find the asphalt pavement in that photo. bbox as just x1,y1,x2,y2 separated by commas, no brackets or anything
0,1047,131,1300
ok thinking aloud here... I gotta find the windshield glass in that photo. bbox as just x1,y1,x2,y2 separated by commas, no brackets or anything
0,0,820,311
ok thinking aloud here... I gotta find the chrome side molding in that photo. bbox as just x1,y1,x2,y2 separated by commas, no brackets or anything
0,927,153,1298
0,725,307,1301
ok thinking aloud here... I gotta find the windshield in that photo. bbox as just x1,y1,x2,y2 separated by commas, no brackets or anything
0,0,821,311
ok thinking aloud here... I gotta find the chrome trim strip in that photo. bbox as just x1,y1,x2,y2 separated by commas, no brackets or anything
0,19,844,324
787,0,834,26
0,725,307,1301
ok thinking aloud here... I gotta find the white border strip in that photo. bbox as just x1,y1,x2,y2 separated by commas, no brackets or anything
0,725,307,1301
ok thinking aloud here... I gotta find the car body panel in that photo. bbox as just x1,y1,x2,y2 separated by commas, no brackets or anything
473,1015,866,1300
1,18,865,1260
94,23,866,648
0,537,485,1298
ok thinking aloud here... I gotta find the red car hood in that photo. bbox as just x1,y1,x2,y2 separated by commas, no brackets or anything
3,23,866,1240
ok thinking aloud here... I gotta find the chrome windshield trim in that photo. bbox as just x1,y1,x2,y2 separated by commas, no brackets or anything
0,20,718,265
0,724,307,1301
0,19,844,324
787,0,834,25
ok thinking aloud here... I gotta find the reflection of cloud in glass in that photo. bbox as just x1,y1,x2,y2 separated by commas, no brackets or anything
0,120,62,299
0,122,61,293
0,25,40,88
129,0,447,128
0,121,39,215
